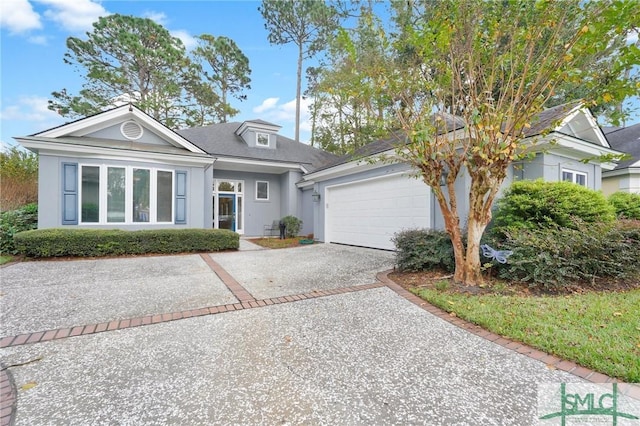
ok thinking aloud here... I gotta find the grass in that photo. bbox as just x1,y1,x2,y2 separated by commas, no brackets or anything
0,255,13,265
412,286,640,382
249,237,309,249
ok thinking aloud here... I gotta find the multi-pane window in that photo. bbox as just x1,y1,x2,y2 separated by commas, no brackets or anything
256,132,269,147
79,165,174,224
561,169,587,187
256,181,269,200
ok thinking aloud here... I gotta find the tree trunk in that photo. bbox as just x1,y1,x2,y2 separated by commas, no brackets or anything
295,44,303,143
463,213,487,285
431,182,466,283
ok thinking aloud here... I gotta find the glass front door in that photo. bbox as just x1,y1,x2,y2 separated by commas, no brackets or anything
218,194,236,231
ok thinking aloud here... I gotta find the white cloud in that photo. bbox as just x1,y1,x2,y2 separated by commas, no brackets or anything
36,0,108,32
0,0,42,33
0,95,63,124
253,97,280,114
251,97,313,142
627,29,639,45
143,11,168,26
171,29,197,50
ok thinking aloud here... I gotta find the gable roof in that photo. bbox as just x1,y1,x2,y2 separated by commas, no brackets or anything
603,122,640,169
177,122,337,171
33,104,206,154
310,102,595,174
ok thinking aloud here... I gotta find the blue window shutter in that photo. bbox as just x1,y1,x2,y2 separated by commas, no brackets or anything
61,163,78,225
175,171,187,224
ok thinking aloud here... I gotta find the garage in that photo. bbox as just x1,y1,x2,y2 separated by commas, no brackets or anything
325,173,431,250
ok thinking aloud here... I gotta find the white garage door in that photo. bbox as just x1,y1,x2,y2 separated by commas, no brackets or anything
325,173,431,250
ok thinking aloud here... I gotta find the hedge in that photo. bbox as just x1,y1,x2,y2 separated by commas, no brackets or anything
1,203,38,255
392,228,455,272
491,179,616,238
608,191,640,220
496,220,640,291
13,228,239,258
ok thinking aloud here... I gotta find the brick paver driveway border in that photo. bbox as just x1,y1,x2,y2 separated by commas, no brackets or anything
1,250,638,425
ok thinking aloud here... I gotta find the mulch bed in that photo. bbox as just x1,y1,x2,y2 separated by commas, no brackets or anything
388,269,640,296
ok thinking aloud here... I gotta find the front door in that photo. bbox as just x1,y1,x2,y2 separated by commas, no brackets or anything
218,194,236,231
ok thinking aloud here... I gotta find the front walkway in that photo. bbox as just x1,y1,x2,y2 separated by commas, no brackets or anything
1,244,638,425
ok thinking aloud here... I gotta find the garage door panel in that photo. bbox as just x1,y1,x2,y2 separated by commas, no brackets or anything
326,174,431,250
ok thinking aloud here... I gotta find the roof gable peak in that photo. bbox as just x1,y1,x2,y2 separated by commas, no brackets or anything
34,104,206,154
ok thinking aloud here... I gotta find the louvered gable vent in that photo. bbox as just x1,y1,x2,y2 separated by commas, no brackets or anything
120,120,144,140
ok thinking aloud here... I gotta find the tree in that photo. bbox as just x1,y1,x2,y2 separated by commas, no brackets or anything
259,0,341,142
190,35,252,123
0,146,38,211
306,4,392,154
342,0,639,285
49,14,190,128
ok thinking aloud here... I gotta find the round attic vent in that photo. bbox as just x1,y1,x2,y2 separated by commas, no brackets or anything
120,120,143,140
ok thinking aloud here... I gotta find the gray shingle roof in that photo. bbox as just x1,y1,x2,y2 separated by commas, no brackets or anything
177,122,337,171
312,103,581,172
603,123,640,169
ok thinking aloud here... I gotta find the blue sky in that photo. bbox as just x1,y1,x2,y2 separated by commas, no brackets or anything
1,1,638,151
0,0,316,148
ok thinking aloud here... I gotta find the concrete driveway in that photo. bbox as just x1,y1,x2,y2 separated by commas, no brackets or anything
1,243,637,425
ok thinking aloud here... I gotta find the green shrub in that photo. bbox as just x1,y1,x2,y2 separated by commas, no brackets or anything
491,180,616,238
392,229,455,272
0,147,38,212
608,191,640,219
13,228,239,258
281,215,302,237
0,203,38,255
497,220,640,291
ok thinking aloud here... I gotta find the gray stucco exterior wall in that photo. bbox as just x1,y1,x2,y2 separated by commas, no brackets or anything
37,154,209,230
299,188,313,237
279,171,302,219
212,170,283,236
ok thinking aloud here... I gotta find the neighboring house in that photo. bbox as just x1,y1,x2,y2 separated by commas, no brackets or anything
601,123,640,195
15,104,336,236
16,102,622,251
297,102,622,250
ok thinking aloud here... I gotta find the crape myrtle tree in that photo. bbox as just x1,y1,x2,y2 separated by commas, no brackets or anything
338,0,640,285
259,0,342,142
49,14,251,129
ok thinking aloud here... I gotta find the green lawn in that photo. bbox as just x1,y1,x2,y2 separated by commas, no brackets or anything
0,255,13,265
412,287,640,382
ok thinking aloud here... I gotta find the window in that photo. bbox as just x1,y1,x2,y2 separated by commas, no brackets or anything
256,132,269,147
133,168,150,222
561,169,587,187
78,165,174,224
256,181,269,200
107,167,126,223
81,166,100,222
156,171,173,222
213,179,244,234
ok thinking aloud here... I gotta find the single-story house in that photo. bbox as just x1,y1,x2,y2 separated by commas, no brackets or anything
16,104,336,237
601,122,640,195
297,102,621,249
16,102,621,251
